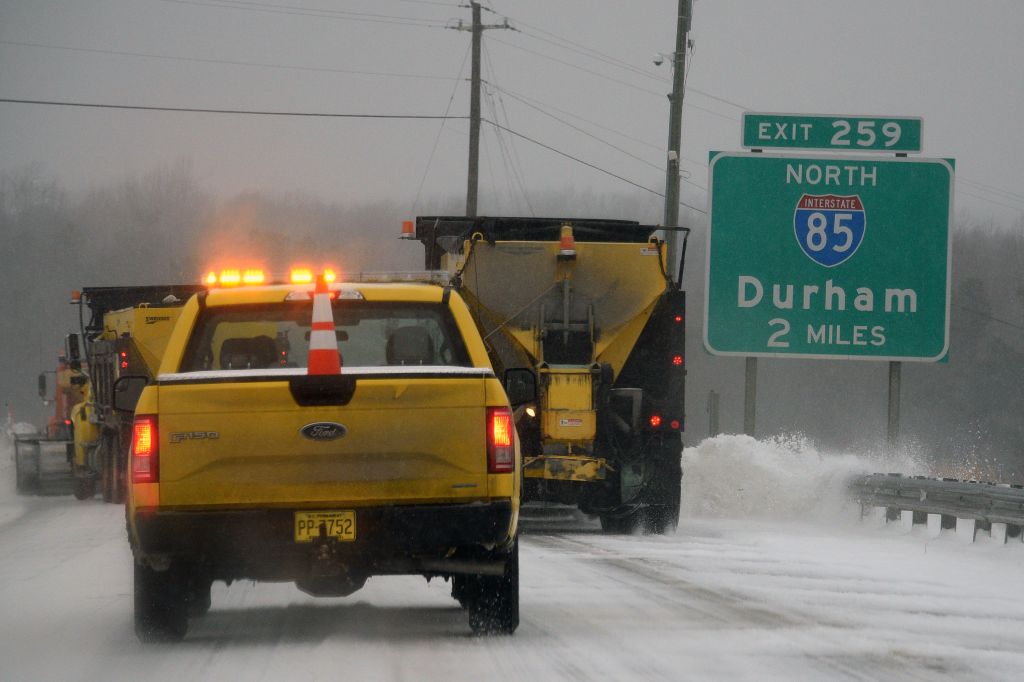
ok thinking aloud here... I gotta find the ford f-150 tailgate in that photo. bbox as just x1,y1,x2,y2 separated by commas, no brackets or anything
152,370,493,507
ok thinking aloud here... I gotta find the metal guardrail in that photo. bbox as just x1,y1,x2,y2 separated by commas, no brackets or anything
851,473,1024,527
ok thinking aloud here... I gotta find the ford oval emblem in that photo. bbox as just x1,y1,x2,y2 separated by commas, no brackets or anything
300,422,348,441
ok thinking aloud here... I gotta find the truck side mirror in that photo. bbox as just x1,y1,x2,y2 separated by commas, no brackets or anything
503,368,537,407
37,373,47,399
112,375,148,412
66,334,82,370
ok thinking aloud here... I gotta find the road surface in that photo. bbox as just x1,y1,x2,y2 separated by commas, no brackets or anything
2,435,1023,680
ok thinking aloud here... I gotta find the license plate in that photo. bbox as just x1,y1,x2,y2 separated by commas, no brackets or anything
294,510,356,543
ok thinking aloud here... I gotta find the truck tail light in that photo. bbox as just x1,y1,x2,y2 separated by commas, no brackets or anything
131,415,159,484
487,407,515,473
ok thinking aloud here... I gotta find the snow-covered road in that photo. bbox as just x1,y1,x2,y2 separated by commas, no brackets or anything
2,435,1023,681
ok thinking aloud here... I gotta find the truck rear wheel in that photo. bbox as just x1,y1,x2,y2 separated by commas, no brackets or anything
15,444,40,494
599,510,639,534
100,439,114,503
134,561,188,642
111,444,126,504
186,575,213,618
468,540,519,635
73,476,95,501
100,432,126,504
451,575,470,609
644,446,682,535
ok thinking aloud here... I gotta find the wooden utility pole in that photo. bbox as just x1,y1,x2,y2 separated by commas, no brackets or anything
663,0,692,280
453,2,511,217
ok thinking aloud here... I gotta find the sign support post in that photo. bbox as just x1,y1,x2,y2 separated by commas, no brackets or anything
887,360,901,446
744,357,757,436
884,151,911,447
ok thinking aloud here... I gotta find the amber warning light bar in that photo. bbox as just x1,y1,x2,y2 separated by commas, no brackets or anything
202,268,338,287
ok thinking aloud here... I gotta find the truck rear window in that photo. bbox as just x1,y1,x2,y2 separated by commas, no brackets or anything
179,301,471,372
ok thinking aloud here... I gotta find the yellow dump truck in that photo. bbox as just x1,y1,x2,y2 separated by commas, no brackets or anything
121,276,520,640
411,217,688,534
69,285,207,501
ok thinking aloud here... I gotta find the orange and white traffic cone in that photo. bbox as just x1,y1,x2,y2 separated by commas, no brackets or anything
307,274,341,375
558,223,576,261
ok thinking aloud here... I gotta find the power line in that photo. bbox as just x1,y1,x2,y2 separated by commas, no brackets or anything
481,45,534,214
487,36,662,98
487,82,707,192
485,80,661,174
485,6,750,112
486,7,1024,207
157,0,449,28
391,0,459,6
411,44,471,214
0,39,458,82
953,303,1024,331
19,40,1019,210
957,187,1024,213
485,82,709,172
480,5,667,85
514,27,670,86
483,118,706,215
489,82,662,152
0,98,467,119
488,36,740,123
958,177,1024,207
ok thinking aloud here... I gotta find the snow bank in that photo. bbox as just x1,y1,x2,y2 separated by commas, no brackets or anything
8,421,37,437
681,434,924,522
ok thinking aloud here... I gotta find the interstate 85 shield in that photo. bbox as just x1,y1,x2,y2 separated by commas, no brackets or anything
793,194,865,267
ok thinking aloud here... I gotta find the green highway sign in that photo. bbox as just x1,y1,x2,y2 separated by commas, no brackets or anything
741,113,923,153
704,152,953,361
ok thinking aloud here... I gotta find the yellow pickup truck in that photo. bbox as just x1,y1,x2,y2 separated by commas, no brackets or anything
122,275,521,640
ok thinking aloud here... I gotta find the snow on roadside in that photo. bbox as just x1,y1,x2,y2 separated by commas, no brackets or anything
681,434,924,522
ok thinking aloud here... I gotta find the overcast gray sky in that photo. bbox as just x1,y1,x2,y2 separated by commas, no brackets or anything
1,0,1022,226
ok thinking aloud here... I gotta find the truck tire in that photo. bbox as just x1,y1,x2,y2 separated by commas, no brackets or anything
468,539,519,635
186,575,213,618
101,432,126,504
111,443,126,505
643,448,682,535
134,561,188,642
73,476,95,501
100,439,114,503
599,511,640,534
451,575,471,609
15,445,40,494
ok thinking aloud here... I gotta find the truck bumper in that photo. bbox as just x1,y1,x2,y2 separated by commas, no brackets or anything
131,501,515,581
523,454,608,481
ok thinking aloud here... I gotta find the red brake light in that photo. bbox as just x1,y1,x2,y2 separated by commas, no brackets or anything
487,407,515,473
649,414,662,428
670,419,681,430
131,415,158,484
672,354,683,366
673,314,683,323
